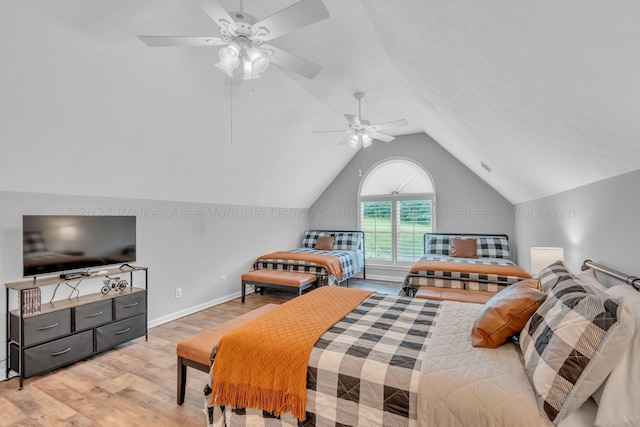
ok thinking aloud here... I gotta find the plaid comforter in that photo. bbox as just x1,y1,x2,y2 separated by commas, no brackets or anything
206,294,439,427
403,254,526,295
253,248,360,285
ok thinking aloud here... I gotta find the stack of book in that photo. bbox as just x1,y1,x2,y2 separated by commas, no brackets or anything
22,288,41,316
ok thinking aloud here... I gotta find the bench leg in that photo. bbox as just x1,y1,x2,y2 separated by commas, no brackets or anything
241,281,246,303
177,356,187,405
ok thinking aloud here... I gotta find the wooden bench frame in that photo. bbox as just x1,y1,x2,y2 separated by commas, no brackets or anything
177,356,209,405
176,304,279,405
241,271,317,303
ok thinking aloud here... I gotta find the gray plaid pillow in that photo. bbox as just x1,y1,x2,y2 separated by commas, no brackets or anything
332,232,361,251
302,231,327,248
476,236,510,259
425,235,450,255
536,260,572,293
519,277,634,424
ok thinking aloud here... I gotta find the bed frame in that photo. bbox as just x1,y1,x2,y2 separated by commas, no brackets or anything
402,232,513,297
253,230,366,286
582,260,640,291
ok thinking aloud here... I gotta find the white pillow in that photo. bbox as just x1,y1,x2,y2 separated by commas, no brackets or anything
593,285,640,427
574,268,608,294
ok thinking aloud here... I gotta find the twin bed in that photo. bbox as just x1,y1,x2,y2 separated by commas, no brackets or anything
251,230,365,286
402,232,531,296
203,231,639,426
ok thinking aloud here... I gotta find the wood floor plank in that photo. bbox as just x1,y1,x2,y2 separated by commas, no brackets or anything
1,279,401,425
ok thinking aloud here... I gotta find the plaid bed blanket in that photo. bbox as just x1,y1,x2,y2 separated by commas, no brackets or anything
253,248,359,285
403,255,525,295
205,294,439,427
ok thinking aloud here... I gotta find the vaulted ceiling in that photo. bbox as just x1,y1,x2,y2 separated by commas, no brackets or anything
1,1,638,208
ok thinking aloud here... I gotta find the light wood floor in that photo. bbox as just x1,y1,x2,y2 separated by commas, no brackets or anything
0,279,401,426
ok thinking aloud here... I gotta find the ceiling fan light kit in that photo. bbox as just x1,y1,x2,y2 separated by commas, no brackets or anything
138,0,330,82
314,92,409,150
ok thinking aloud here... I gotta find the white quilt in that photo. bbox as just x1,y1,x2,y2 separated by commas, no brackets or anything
418,301,552,427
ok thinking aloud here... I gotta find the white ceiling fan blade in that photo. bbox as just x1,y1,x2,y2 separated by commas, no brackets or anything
345,114,361,127
252,0,329,42
369,131,395,143
265,45,322,79
369,119,409,132
138,36,225,47
195,0,237,31
312,130,351,134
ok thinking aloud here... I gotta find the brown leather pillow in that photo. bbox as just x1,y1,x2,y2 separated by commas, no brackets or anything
471,278,546,348
314,236,335,251
450,238,477,258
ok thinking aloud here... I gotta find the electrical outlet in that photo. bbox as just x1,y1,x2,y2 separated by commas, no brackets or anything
175,287,182,298
221,275,227,285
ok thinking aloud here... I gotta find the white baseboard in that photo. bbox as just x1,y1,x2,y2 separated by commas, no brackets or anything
148,290,242,328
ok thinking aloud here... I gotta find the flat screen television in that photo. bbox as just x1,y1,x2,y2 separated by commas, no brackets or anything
23,215,136,277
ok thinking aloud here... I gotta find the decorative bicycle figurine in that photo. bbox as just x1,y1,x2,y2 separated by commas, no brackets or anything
101,277,128,294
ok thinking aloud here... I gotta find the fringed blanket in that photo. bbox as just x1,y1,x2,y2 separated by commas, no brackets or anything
210,287,372,420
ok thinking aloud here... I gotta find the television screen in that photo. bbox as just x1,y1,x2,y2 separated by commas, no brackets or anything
23,215,136,277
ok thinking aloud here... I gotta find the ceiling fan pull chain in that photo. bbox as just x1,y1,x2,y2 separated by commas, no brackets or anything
230,83,233,145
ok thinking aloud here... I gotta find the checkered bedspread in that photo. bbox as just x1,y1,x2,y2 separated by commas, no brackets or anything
205,294,439,427
253,248,360,285
403,254,523,295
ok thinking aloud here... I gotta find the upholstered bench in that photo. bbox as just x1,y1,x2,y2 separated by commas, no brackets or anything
176,303,278,405
414,286,494,304
241,270,317,303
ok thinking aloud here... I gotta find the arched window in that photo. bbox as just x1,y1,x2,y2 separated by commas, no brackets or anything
358,158,435,266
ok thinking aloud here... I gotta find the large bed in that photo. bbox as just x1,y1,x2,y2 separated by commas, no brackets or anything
252,230,365,286
205,260,640,427
402,232,531,296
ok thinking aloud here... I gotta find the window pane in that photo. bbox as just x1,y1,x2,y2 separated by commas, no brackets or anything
397,200,433,262
361,201,392,262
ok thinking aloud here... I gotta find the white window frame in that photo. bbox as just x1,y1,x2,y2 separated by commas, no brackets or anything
358,158,436,268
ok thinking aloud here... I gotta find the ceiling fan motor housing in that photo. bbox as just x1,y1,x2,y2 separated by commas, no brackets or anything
220,12,264,47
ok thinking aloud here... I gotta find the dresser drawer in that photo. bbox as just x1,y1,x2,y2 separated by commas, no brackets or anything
95,314,146,352
12,310,72,347
23,330,93,377
114,292,145,320
74,300,113,331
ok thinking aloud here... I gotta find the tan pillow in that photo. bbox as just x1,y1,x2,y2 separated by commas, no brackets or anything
314,236,335,251
471,278,546,348
450,238,477,258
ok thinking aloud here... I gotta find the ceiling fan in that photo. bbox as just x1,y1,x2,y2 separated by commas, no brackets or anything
314,92,409,149
138,0,329,82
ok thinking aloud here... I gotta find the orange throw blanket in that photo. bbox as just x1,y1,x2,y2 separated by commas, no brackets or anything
410,260,531,278
210,287,373,420
257,251,345,280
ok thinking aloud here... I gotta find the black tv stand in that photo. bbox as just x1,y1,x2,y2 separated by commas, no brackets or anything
5,266,148,389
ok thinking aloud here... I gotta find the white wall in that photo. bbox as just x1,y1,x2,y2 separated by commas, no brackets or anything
515,169,640,276
0,191,310,375
308,133,515,280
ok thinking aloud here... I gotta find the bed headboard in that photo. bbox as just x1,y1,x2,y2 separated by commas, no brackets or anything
423,232,511,259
